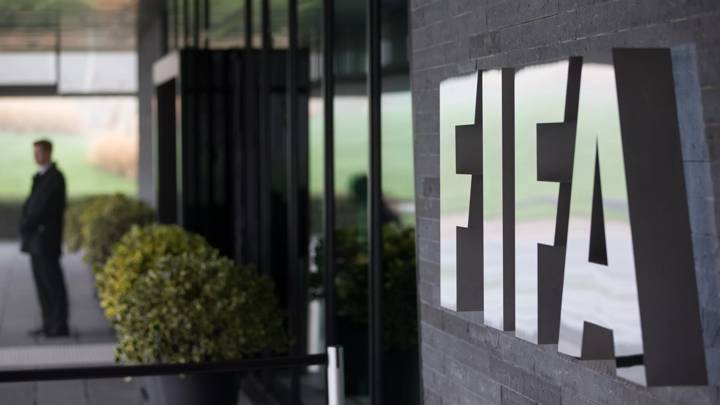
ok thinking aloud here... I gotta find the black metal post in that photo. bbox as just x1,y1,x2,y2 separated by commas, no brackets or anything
368,0,383,402
54,9,61,85
322,0,337,347
259,0,271,276
287,0,302,403
203,0,209,48
182,0,189,47
173,0,179,49
259,0,273,393
242,0,258,265
193,0,200,47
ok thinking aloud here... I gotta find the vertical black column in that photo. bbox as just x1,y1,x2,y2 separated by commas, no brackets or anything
367,0,383,402
259,0,271,276
242,0,259,265
203,0,209,48
322,0,337,347
137,0,167,205
286,0,302,403
173,0,179,49
193,0,200,47
182,0,189,47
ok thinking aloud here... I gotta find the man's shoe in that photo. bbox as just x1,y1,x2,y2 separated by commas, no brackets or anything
44,327,70,338
27,327,45,337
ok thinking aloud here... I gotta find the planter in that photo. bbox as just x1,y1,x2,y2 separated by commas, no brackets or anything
383,349,420,404
337,318,420,403
337,318,369,396
142,373,239,405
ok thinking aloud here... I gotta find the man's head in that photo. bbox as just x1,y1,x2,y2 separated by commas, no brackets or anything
33,139,53,167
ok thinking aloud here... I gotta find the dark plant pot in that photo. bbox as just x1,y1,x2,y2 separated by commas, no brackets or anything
337,318,369,396
383,349,420,404
142,373,239,405
337,318,420,403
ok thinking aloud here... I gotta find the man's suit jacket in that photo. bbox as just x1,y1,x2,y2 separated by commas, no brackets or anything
20,163,66,257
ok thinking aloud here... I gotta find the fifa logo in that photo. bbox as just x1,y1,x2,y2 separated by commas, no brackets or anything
440,48,708,386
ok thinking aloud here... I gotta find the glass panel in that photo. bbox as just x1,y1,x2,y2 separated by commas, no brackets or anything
0,52,56,86
252,0,262,48
270,0,289,49
333,0,368,399
380,0,418,401
0,97,138,200
301,6,325,402
178,0,188,47
58,52,137,94
380,91,413,224
300,0,324,362
207,0,246,48
166,0,179,50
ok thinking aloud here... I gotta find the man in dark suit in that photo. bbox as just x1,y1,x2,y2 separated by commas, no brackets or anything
19,139,69,338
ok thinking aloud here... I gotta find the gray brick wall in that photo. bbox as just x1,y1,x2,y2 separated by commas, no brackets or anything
410,1,720,403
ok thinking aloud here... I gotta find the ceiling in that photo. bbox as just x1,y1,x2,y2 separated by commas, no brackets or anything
0,0,137,52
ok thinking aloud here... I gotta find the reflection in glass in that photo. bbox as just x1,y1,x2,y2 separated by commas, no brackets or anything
513,61,567,343
558,64,644,384
438,69,508,331
439,73,473,310
252,0,262,48
481,70,505,331
381,92,414,225
59,52,137,94
332,91,369,397
381,41,417,402
332,2,369,396
207,0,246,49
300,0,324,387
0,52,56,86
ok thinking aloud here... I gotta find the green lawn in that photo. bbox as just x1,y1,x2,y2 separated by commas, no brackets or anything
0,132,136,202
308,93,415,203
0,94,416,208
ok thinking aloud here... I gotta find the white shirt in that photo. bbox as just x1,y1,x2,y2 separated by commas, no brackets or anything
38,163,51,175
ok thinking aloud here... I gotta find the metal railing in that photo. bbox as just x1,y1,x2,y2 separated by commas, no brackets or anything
0,346,346,405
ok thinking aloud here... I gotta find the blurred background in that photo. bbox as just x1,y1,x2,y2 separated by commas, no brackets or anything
0,97,138,237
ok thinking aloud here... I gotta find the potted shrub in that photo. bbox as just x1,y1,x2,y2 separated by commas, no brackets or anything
75,193,154,267
64,195,101,253
115,253,287,405
96,224,217,323
97,224,287,405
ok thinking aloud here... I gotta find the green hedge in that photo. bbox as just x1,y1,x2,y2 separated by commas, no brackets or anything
64,196,100,253
64,193,155,266
115,253,287,363
96,224,217,323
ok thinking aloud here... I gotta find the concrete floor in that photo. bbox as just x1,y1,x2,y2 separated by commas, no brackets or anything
0,242,331,405
0,242,144,404
0,242,115,348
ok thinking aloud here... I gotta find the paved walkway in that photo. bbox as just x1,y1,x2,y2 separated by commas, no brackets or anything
0,242,115,347
0,242,329,404
0,241,143,404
